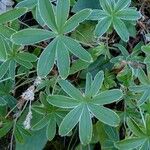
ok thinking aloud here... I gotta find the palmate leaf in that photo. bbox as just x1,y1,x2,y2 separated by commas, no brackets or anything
89,0,140,42
16,0,37,9
58,79,83,100
59,105,83,135
88,104,120,127
47,95,80,108
0,25,16,39
99,0,112,13
32,115,50,131
15,58,33,69
46,116,56,140
0,97,7,106
62,36,93,62
114,0,131,11
0,8,28,24
79,105,92,145
32,95,67,141
129,68,150,106
87,9,107,20
117,8,141,21
16,52,37,62
115,115,150,149
11,0,92,79
113,17,129,42
0,61,10,79
0,40,37,80
56,0,70,30
9,60,16,79
47,71,123,145
0,36,7,61
37,38,57,77
72,0,100,12
85,73,93,95
127,118,145,137
129,86,150,106
115,138,146,150
64,9,92,33
0,121,12,138
56,39,70,79
87,70,104,97
11,28,56,45
38,0,57,32
95,17,112,37
93,89,123,105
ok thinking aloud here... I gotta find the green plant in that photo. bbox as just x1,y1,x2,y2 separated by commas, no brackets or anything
47,71,123,145
11,0,93,79
88,0,141,41
111,43,144,78
115,116,150,150
0,39,37,80
1,0,150,149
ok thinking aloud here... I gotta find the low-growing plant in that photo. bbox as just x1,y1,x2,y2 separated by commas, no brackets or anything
88,0,141,41
0,0,150,149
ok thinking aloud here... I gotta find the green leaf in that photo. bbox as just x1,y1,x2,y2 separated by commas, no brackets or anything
16,0,37,9
47,95,80,108
17,126,31,137
99,0,112,13
115,44,129,57
64,9,92,33
0,61,10,79
0,25,16,39
72,0,100,12
117,9,141,21
0,8,28,24
115,0,131,12
70,59,89,75
129,85,148,92
138,90,150,106
94,17,112,37
56,39,70,79
46,116,56,140
93,89,123,105
15,58,33,69
9,60,16,80
113,17,129,42
88,71,104,97
87,9,107,20
0,122,12,138
58,79,83,100
17,52,37,62
15,126,24,143
62,36,93,62
88,104,120,127
127,118,145,137
0,36,7,61
138,68,149,85
11,28,56,45
16,128,47,150
59,105,83,135
56,0,70,29
79,105,92,145
85,73,92,95
38,0,57,32
37,39,57,77
142,44,150,55
35,6,45,26
32,115,50,130
0,97,7,106
146,115,150,135
115,138,146,150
